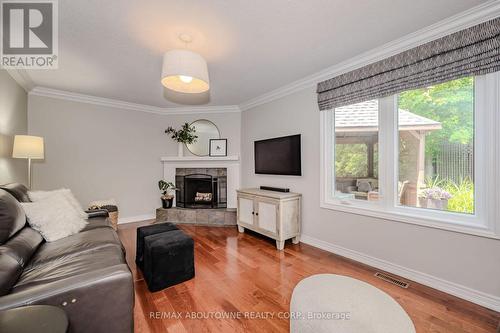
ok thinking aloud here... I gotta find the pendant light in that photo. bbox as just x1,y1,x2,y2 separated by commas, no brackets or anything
161,34,210,93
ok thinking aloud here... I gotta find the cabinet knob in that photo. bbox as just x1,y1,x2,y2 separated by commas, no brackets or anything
252,212,254,215
256,213,259,216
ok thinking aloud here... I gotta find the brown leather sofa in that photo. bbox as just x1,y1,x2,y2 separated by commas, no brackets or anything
0,183,133,333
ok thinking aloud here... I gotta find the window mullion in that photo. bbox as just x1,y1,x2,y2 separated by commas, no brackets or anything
378,95,397,210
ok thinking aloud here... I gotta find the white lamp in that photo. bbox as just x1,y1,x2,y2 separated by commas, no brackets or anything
12,135,44,188
161,49,210,94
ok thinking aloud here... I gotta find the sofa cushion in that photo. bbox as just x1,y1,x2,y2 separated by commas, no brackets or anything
0,264,134,333
13,245,126,291
0,253,22,296
0,228,43,296
0,190,27,245
26,228,123,268
0,228,43,267
0,184,30,203
81,216,112,231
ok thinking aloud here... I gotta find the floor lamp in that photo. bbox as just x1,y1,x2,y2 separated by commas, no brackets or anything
12,135,44,189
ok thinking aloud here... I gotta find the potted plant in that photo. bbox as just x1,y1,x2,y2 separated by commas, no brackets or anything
418,187,452,210
165,123,198,157
159,180,177,209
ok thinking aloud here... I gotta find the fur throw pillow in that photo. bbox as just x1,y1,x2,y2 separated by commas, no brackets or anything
29,188,88,219
21,194,88,242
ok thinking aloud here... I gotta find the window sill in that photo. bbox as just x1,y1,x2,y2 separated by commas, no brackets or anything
320,200,499,239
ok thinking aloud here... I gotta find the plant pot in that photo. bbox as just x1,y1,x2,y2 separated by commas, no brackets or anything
161,197,174,209
178,142,184,157
419,198,448,210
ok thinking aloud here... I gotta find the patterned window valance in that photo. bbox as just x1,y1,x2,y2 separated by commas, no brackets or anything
317,17,500,110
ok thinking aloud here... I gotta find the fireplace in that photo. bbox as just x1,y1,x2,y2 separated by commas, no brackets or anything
175,168,227,209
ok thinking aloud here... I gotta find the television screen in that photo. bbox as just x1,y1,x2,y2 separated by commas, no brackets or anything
254,134,301,176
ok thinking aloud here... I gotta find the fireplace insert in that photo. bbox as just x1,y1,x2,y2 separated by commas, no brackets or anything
176,173,227,208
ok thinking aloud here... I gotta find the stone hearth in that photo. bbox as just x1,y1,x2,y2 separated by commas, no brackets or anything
156,207,237,226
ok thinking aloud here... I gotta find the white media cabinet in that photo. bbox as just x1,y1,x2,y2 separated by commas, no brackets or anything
236,188,301,250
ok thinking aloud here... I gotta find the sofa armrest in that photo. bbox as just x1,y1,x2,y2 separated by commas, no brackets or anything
0,265,133,333
85,209,109,219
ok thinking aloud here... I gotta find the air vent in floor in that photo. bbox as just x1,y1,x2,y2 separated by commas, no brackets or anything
374,272,410,288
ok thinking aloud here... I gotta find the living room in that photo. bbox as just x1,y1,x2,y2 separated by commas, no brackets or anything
0,1,499,332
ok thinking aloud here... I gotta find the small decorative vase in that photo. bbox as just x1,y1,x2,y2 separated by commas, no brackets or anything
419,198,448,210
178,142,184,157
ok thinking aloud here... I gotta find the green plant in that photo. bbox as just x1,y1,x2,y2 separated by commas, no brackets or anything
424,175,445,189
399,77,474,158
158,180,176,199
165,123,198,144
443,178,474,214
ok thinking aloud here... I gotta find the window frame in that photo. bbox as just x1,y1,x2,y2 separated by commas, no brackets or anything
320,72,500,239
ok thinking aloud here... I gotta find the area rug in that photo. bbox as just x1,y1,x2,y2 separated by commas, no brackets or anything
290,274,415,333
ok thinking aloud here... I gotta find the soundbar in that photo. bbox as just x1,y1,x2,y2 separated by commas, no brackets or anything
260,186,290,193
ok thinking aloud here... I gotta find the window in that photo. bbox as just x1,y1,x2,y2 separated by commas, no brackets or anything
397,78,474,214
321,72,499,238
334,100,379,201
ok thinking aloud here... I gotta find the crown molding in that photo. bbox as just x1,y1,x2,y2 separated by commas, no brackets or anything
239,0,500,111
6,69,35,92
29,87,241,115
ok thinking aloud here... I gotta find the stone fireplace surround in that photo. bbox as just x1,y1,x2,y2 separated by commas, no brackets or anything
160,156,240,209
158,156,240,226
175,168,227,209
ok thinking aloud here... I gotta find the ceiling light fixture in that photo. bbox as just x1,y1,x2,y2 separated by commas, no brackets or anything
161,34,210,94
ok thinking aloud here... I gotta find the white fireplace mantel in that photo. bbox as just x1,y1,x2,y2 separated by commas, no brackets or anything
161,155,240,208
161,155,239,162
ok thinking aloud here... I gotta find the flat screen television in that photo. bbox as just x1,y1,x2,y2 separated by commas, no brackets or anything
254,134,301,176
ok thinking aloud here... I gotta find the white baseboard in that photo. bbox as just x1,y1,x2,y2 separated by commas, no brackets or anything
118,213,156,225
300,234,500,312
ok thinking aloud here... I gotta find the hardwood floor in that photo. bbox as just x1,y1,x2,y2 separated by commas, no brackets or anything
118,221,499,333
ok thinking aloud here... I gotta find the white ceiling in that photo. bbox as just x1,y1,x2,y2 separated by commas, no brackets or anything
23,0,488,107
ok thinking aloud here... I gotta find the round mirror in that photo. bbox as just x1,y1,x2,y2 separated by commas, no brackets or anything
186,119,220,156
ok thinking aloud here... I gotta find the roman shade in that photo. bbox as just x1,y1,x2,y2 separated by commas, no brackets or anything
317,17,500,110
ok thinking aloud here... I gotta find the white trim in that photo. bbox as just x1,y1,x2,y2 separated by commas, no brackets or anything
320,73,500,240
319,201,498,239
300,234,500,312
161,155,239,162
6,69,35,92
239,1,500,111
118,213,156,224
29,87,241,115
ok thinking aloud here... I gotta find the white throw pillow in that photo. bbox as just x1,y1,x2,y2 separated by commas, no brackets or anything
29,188,88,219
21,194,88,242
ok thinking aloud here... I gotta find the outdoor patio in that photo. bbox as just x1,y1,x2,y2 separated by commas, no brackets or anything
334,100,442,205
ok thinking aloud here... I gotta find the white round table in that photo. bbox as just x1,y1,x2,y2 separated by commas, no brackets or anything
290,274,415,333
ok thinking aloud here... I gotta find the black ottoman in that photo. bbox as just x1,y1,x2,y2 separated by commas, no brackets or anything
135,223,178,270
143,230,195,292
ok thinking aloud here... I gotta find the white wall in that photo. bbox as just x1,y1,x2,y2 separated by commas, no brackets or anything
241,86,500,302
28,94,241,220
0,70,28,185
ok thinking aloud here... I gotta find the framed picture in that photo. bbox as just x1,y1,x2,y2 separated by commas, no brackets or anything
209,139,227,157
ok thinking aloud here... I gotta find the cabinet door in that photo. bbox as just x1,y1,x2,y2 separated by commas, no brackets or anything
238,196,254,226
256,200,278,234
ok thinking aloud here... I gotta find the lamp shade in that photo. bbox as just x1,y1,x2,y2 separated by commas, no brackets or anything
161,49,210,93
12,135,44,159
